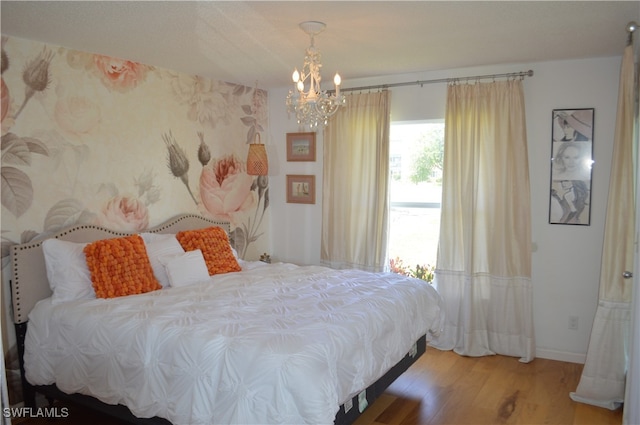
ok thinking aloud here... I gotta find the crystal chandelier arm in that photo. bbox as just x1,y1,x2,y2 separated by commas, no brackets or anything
286,21,346,129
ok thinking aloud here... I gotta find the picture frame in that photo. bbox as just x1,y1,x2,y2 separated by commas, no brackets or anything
549,108,594,225
286,132,316,161
286,174,316,204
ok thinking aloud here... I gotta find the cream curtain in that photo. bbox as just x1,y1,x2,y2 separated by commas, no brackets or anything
430,80,535,362
571,44,636,411
321,91,391,272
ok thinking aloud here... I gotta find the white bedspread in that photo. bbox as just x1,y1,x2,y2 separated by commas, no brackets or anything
25,262,443,425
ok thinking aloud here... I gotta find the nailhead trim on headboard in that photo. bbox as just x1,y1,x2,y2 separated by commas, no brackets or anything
10,214,231,324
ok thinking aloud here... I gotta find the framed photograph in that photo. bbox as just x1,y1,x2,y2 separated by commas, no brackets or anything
286,132,316,161
549,108,594,225
286,174,315,204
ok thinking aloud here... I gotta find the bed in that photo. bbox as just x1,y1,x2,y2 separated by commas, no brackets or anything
10,214,444,424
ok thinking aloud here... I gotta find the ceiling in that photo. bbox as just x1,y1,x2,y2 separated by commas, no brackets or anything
1,1,638,89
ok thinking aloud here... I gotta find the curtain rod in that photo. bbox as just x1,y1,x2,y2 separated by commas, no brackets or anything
333,69,534,94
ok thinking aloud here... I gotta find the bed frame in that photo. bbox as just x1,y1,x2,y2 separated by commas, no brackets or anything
9,213,426,424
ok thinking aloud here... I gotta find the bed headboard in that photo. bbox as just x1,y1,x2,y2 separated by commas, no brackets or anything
9,214,230,324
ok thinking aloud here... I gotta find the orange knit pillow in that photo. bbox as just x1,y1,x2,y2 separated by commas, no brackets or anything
84,234,162,299
176,226,241,275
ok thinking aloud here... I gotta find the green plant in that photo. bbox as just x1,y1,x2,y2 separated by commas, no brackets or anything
390,257,435,283
410,263,435,283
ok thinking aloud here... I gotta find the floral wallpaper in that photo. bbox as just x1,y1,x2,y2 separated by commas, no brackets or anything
0,35,270,402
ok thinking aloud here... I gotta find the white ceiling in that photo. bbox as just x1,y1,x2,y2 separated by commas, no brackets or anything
1,1,639,89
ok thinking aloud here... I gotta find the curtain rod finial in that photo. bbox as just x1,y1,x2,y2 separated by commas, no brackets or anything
626,21,637,45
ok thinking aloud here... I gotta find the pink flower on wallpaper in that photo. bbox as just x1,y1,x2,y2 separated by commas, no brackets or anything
199,155,256,225
54,96,101,136
93,55,148,92
170,73,232,128
100,195,149,232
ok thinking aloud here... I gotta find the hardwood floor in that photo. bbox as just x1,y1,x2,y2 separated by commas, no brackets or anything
354,348,623,425
13,348,623,425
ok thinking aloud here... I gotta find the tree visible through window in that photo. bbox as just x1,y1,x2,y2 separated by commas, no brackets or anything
388,121,444,275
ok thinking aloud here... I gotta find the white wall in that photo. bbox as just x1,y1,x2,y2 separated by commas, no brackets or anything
267,56,622,363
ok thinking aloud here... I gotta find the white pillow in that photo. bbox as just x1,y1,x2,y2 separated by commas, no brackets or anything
42,238,95,303
141,232,185,288
159,249,210,288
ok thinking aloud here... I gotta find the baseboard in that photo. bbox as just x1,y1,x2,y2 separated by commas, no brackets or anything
536,348,586,364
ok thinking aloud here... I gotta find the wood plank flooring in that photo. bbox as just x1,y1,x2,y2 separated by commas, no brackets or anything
13,348,623,425
354,348,623,425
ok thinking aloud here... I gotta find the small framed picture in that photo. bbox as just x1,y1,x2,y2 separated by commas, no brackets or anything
286,174,315,204
286,132,316,161
549,108,594,225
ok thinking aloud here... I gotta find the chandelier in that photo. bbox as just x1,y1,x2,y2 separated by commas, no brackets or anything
286,21,346,129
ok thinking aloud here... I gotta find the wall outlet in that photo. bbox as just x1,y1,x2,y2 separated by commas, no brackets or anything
569,315,579,330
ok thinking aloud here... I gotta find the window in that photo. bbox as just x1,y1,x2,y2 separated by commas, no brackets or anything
388,121,444,270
